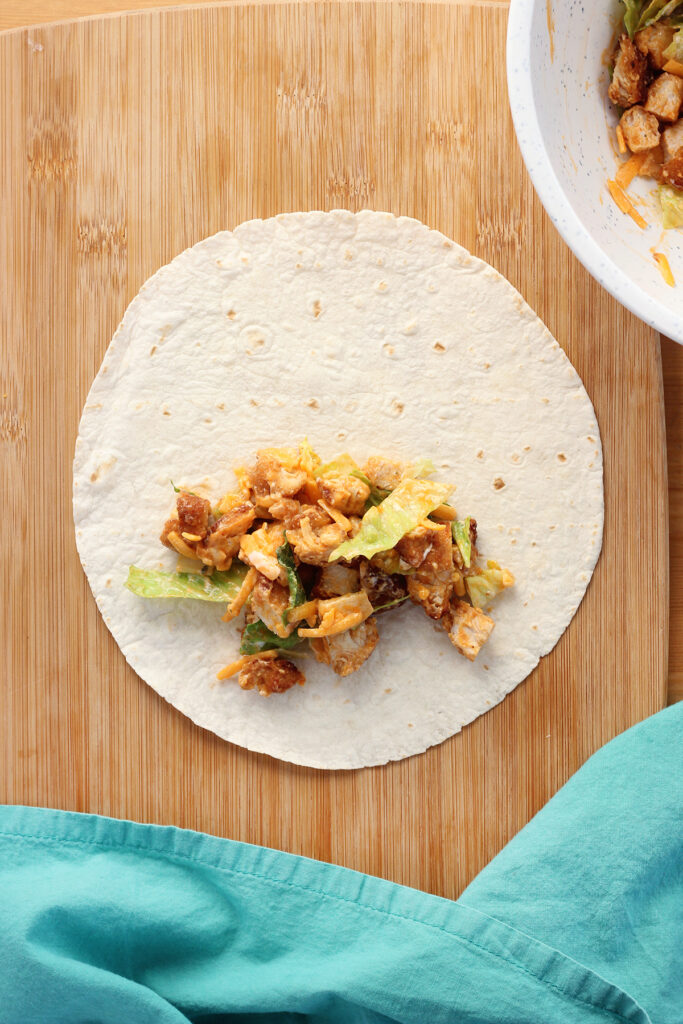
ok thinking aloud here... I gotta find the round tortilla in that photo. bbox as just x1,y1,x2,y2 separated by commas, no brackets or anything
73,210,603,769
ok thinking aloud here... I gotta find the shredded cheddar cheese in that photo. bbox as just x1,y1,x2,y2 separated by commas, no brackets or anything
663,58,683,77
615,152,647,190
286,599,319,626
222,566,257,622
216,649,280,680
653,252,675,287
616,124,627,155
607,180,648,230
167,530,201,559
318,498,352,531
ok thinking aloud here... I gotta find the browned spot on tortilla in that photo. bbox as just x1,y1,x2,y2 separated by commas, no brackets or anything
477,450,484,459
227,310,236,320
149,345,157,356
344,249,354,261
407,723,414,728
557,453,567,462
493,477,505,490
307,398,319,409
250,398,259,407
541,398,549,404
313,300,322,318
483,664,489,671
511,454,521,464
392,400,404,415
587,435,595,442
523,445,531,451
105,579,112,587
384,688,392,694
433,342,445,353
383,343,395,356
216,402,225,410
483,361,491,369
163,410,171,416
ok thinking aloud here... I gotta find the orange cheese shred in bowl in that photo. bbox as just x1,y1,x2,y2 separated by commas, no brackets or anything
607,180,648,230
615,152,647,189
653,252,675,287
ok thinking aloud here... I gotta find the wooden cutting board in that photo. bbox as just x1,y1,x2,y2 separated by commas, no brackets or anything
0,2,668,900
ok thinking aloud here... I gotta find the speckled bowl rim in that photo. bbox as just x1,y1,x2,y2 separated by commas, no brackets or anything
507,0,683,344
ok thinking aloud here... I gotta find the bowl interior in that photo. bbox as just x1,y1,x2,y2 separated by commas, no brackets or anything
509,0,683,341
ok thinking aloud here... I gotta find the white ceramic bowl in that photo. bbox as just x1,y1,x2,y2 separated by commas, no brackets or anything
507,0,683,342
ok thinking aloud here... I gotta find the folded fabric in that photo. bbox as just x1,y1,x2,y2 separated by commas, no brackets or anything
0,703,680,1024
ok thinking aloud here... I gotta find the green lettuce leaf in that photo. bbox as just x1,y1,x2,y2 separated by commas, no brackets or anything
277,541,306,621
239,620,303,656
329,478,451,563
465,561,515,609
659,185,683,228
409,457,436,478
621,0,645,36
452,518,472,568
663,24,683,59
125,564,247,602
317,453,360,477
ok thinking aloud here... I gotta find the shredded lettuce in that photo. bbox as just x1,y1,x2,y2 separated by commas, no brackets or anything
125,564,247,602
663,24,683,59
452,518,472,568
277,541,306,621
465,561,515,609
659,185,683,228
318,453,360,477
622,0,683,36
408,457,436,479
371,594,410,612
329,477,451,563
239,620,303,656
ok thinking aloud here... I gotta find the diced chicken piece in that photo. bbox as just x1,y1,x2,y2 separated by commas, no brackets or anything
370,549,412,575
442,600,494,661
268,497,301,525
176,492,210,539
644,73,683,122
400,523,453,620
609,35,649,108
286,512,347,566
640,145,664,179
215,501,255,537
363,456,404,492
311,617,379,677
160,517,182,549
249,573,295,638
395,522,449,569
619,106,660,152
313,563,360,600
359,559,407,610
662,119,683,160
249,450,309,507
238,656,305,696
239,522,286,581
661,153,683,187
195,526,241,571
635,23,675,70
317,474,370,515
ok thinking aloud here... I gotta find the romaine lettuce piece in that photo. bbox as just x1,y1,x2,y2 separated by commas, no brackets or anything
239,620,303,655
465,560,515,609
277,541,306,621
350,469,390,508
622,0,645,36
659,184,683,228
125,564,247,602
663,24,683,60
452,518,472,568
329,478,451,563
318,453,360,477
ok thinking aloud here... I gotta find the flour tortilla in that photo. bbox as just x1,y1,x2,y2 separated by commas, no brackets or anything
73,210,603,769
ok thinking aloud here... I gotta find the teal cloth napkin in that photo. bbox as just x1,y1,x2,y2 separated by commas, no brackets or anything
0,703,680,1024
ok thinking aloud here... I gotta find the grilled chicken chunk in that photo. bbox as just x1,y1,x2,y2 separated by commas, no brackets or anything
442,599,494,661
362,456,404,492
619,106,660,152
317,474,370,515
635,23,674,70
644,72,683,122
176,492,211,539
662,119,683,160
287,511,347,565
313,563,361,600
250,573,296,638
238,656,305,696
311,617,379,676
609,35,649,108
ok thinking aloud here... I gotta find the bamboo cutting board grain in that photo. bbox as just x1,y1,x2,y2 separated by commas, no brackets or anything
0,2,668,899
